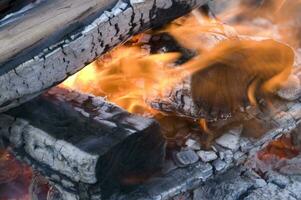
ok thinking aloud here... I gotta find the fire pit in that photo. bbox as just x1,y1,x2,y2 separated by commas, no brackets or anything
1,0,301,200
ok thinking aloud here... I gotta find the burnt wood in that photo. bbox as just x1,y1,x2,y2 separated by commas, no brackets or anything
0,0,208,113
149,39,294,121
0,0,35,19
0,87,165,195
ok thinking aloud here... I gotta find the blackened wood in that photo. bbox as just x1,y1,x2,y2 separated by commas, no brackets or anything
0,87,165,189
0,0,208,113
0,0,37,19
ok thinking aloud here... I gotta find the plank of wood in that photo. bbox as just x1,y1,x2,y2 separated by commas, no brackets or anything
0,0,208,113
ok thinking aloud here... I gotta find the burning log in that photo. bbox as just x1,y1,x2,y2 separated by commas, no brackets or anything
0,0,208,113
0,87,165,196
149,39,295,121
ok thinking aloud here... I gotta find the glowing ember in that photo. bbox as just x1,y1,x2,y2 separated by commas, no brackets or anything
62,46,180,114
0,149,33,200
258,135,300,161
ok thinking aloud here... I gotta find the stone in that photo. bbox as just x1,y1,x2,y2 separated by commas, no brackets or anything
174,150,199,167
197,151,218,162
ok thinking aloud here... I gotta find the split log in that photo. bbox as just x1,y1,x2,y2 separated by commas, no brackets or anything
0,0,208,113
0,87,165,194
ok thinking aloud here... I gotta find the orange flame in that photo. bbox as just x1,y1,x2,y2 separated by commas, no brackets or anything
61,6,295,116
62,46,181,114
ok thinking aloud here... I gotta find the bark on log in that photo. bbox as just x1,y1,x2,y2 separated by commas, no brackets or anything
0,87,165,193
0,0,208,113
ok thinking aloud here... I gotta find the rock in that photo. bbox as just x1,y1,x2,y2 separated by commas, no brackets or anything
185,139,201,150
174,150,199,167
197,151,218,162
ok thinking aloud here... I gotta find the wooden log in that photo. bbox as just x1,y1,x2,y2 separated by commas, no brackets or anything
0,87,165,193
0,0,36,19
0,0,208,113
149,38,294,121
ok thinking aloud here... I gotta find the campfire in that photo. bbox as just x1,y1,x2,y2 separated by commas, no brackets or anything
1,0,301,199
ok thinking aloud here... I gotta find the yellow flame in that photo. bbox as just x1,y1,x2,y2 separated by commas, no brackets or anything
62,46,181,114
61,5,295,116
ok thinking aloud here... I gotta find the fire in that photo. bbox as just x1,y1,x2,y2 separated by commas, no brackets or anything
62,8,293,115
62,46,181,114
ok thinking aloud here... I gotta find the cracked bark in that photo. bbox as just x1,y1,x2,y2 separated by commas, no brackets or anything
0,0,208,112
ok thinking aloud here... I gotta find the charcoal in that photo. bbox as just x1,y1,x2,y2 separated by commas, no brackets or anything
174,149,199,167
0,87,165,196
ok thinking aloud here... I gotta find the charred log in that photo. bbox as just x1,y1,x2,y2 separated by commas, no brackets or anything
0,87,165,197
149,39,294,121
0,0,208,112
0,0,37,20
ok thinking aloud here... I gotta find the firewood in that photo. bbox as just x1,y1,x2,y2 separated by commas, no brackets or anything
0,0,208,113
0,0,35,19
149,39,294,121
0,87,165,195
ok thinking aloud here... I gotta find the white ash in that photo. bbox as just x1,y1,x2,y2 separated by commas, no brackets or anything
174,149,199,167
215,131,240,151
197,150,218,162
277,74,301,101
185,139,201,150
212,159,227,172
